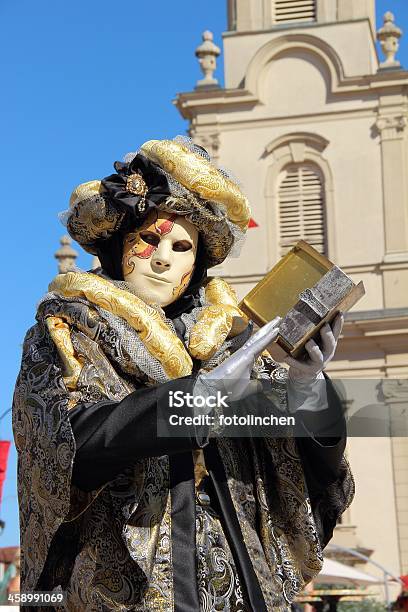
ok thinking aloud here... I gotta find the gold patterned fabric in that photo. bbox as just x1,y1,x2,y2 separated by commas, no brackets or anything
140,139,251,230
47,271,249,377
189,277,248,360
49,271,194,380
69,179,105,207
196,501,250,611
12,274,354,611
64,136,250,268
45,316,83,391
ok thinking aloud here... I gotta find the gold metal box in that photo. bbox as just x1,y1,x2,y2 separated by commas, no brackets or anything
239,241,365,358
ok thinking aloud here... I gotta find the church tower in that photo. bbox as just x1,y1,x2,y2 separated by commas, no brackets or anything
227,0,376,34
176,0,408,595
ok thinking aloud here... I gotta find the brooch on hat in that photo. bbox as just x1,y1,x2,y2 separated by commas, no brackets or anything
126,173,148,212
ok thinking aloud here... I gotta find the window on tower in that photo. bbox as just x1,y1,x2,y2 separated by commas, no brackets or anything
278,162,327,256
272,0,316,25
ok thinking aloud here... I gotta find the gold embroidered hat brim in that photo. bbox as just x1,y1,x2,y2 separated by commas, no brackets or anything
139,139,251,231
64,139,251,267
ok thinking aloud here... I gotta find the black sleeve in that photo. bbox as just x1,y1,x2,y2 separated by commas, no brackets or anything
68,377,206,492
295,374,347,500
295,376,353,549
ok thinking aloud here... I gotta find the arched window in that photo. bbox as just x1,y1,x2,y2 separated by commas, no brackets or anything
278,162,326,256
272,0,316,24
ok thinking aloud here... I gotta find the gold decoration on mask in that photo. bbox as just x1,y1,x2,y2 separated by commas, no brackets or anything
140,139,251,231
69,180,105,208
188,277,249,360
45,316,84,390
171,266,195,302
49,272,193,379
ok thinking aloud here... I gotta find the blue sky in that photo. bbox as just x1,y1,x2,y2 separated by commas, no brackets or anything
1,0,408,547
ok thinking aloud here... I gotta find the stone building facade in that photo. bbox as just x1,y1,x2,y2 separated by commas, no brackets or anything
175,0,408,596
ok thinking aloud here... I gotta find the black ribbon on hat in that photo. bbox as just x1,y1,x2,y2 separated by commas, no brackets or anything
101,154,173,223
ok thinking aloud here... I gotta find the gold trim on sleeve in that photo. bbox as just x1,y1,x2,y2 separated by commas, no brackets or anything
45,316,84,390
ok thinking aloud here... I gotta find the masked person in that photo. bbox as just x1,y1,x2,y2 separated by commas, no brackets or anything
13,137,354,612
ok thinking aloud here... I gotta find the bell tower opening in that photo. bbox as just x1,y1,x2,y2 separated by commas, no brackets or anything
272,0,316,25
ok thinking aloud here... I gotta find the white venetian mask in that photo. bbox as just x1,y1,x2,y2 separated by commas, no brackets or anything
122,210,198,307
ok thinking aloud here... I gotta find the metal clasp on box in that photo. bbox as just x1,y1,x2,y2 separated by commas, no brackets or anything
298,288,330,319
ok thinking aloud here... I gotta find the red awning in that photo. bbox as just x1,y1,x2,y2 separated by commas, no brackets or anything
0,441,11,508
0,546,19,564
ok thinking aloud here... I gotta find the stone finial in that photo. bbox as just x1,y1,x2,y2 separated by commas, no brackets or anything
55,235,78,273
195,31,221,89
377,12,403,68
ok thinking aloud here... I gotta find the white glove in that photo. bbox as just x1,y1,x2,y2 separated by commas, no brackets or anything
285,313,344,383
194,316,282,406
285,313,344,415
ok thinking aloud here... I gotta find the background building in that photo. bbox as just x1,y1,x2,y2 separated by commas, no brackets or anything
0,545,20,605
174,0,408,599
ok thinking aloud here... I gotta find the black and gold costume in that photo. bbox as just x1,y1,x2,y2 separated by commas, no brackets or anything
13,137,354,611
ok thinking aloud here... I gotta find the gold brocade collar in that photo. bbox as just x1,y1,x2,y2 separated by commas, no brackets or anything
47,272,248,384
